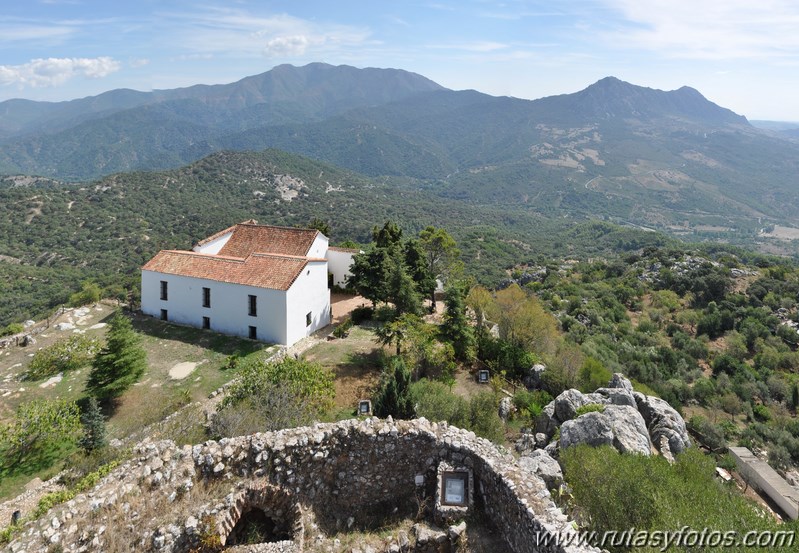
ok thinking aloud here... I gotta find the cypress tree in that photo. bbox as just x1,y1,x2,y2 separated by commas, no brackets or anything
86,311,147,401
441,283,475,361
79,397,107,452
374,358,414,419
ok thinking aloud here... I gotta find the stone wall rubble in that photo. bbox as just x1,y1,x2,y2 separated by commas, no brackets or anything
5,417,598,553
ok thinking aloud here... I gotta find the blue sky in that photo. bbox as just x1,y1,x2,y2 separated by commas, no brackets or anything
2,0,799,120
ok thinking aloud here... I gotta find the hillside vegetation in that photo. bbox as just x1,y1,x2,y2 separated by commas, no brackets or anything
0,149,672,328
2,64,799,254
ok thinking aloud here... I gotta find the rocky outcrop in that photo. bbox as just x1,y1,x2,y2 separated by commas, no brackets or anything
634,393,691,454
553,390,606,423
535,373,685,458
560,412,614,450
523,363,547,389
519,450,564,489
603,405,651,455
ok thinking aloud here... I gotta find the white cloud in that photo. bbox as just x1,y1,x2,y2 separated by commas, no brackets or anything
129,57,150,68
0,57,121,88
162,8,373,60
604,0,799,60
264,35,310,57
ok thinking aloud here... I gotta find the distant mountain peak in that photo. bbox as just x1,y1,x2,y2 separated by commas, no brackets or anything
551,76,749,126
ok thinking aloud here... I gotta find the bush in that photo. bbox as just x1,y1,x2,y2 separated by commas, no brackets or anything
411,379,468,426
23,335,100,381
752,404,772,422
0,323,24,337
332,317,353,338
561,446,789,552
350,305,374,324
512,389,552,422
466,391,505,443
69,281,102,307
222,356,334,414
575,403,606,417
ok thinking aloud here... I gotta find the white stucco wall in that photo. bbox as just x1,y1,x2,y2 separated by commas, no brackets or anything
284,260,331,345
307,233,328,259
326,249,357,287
141,270,289,345
193,231,233,255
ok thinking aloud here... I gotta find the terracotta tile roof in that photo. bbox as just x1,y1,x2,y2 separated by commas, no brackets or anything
212,222,320,258
142,250,324,291
328,246,361,254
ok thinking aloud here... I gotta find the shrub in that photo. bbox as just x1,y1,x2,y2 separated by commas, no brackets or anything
23,335,100,381
561,446,789,552
69,281,102,307
222,356,334,414
411,379,468,427
466,392,505,443
512,389,552,422
752,404,772,422
332,317,353,338
350,305,374,324
575,403,606,417
0,323,24,337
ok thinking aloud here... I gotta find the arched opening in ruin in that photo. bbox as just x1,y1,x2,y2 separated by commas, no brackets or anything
220,483,303,548
225,507,291,545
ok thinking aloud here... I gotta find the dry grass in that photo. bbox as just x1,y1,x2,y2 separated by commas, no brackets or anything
303,326,382,411
98,476,235,553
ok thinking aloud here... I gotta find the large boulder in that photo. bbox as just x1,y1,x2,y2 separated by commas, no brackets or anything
559,411,614,450
603,405,651,456
519,449,563,488
608,373,634,392
594,387,637,408
634,392,691,454
535,402,558,439
498,396,514,421
523,363,547,389
553,389,608,423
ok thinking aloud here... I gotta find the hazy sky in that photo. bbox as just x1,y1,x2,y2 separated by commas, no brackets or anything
2,0,799,120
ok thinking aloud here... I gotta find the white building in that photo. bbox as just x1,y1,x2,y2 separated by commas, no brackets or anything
141,220,358,346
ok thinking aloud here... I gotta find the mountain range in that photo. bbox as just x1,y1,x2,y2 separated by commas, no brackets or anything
2,62,799,248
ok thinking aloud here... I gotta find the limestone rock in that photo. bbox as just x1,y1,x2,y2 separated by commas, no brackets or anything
519,449,563,488
523,363,547,389
535,402,558,438
559,412,614,450
634,393,691,454
603,405,651,456
553,389,608,423
608,373,634,392
498,397,514,421
594,387,637,408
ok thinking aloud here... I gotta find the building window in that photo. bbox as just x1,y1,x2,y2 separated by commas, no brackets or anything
160,280,168,301
306,312,312,327
248,326,257,340
248,295,257,317
160,309,168,321
441,472,468,507
202,287,210,308
202,316,210,330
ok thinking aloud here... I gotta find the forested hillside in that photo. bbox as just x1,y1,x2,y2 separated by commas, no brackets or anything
0,149,674,328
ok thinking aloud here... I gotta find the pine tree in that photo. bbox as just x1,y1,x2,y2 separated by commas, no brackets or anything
441,283,475,361
792,383,799,412
386,255,423,316
78,397,107,452
86,311,147,401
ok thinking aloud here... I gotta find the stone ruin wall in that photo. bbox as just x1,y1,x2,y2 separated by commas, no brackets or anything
5,417,598,553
